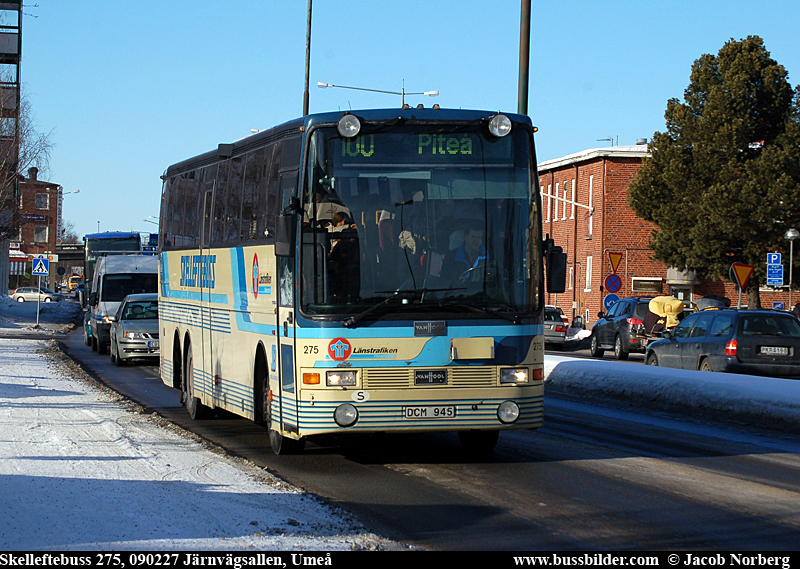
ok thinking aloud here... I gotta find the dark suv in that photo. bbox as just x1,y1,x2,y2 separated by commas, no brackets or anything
590,297,653,359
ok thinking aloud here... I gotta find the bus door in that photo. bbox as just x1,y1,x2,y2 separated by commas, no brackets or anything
198,182,215,407
275,169,299,434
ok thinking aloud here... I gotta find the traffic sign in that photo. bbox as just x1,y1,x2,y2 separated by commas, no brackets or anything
773,302,785,310
767,263,783,286
603,294,620,311
767,253,781,265
608,252,623,274
604,274,622,293
32,258,49,276
730,263,754,289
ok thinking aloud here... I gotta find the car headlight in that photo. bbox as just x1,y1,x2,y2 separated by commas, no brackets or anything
497,401,520,424
327,370,357,386
500,368,529,384
124,331,146,339
334,404,358,427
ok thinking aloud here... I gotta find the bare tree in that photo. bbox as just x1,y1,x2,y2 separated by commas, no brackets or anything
0,76,54,242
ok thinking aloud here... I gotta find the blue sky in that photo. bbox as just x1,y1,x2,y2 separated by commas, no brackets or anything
20,1,800,240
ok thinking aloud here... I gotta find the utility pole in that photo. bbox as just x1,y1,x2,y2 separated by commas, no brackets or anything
517,0,531,115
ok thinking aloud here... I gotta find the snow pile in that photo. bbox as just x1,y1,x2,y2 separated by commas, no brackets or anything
0,294,82,334
545,354,800,430
0,338,403,551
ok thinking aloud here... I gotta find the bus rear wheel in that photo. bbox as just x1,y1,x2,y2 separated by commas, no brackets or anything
183,349,212,420
458,430,499,455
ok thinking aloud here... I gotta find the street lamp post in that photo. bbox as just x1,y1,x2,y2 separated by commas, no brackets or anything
318,82,438,107
786,228,799,310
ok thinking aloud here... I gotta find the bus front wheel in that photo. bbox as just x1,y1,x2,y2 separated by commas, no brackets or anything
458,430,499,455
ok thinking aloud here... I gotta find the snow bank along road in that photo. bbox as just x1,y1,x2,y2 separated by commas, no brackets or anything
0,338,404,551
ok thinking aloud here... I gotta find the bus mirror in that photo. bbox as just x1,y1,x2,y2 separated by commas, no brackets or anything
275,214,297,257
546,246,567,294
89,292,98,306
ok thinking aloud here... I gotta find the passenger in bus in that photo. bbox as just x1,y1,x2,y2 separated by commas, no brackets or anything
328,212,360,302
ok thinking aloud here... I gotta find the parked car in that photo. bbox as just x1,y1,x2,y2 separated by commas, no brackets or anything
108,293,159,366
11,286,64,303
546,304,570,326
645,308,800,379
544,307,567,350
590,297,654,360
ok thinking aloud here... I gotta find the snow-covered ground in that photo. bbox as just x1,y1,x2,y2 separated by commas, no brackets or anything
1,293,798,550
0,295,404,550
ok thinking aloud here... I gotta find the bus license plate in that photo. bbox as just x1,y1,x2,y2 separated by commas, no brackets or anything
148,340,159,349
760,346,788,355
404,406,456,419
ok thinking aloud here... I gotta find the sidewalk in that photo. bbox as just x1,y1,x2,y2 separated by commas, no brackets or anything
0,295,402,550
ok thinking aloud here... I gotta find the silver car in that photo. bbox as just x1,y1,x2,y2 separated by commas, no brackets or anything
545,307,567,350
108,293,159,366
11,286,64,303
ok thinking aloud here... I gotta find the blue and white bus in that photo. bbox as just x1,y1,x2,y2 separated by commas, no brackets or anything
159,107,565,454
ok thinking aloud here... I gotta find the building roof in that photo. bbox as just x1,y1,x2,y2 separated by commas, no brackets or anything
538,144,651,171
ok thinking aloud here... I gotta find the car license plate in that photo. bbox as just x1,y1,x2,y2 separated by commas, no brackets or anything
404,406,456,419
760,346,788,356
148,340,159,349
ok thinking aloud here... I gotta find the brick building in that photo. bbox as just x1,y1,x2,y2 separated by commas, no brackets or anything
10,167,62,288
538,144,795,326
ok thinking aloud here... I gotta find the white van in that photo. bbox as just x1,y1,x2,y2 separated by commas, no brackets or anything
89,255,158,354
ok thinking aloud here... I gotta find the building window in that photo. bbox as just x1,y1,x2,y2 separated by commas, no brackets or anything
34,226,48,243
547,184,552,222
562,183,567,220
570,179,576,219
35,193,49,210
588,175,594,237
553,183,559,221
569,266,574,290
585,256,593,292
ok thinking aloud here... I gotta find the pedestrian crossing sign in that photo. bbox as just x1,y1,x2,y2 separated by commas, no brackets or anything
32,258,49,276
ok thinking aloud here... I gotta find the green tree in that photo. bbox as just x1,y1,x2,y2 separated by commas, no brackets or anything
628,36,800,308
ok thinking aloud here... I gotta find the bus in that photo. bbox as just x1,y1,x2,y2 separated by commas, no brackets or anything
159,107,566,454
83,231,143,299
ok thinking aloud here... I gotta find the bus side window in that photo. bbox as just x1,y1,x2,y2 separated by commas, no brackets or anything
212,160,230,246
226,155,244,242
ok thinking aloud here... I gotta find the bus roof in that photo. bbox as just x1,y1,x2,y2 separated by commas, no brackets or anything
84,231,141,241
164,108,532,178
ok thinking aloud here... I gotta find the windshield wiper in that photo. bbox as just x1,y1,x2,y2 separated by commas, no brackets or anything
342,292,412,328
435,300,522,324
342,287,466,327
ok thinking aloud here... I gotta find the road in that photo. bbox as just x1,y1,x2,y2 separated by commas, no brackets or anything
59,330,800,550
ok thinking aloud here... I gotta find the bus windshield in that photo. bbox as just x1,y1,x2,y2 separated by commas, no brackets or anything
300,123,540,320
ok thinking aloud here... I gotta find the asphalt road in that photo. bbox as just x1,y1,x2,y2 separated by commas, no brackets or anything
58,330,800,550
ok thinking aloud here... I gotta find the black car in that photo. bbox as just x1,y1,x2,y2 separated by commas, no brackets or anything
645,308,800,379
590,297,653,360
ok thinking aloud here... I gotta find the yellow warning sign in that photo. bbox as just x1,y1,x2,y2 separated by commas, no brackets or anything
608,252,623,274
731,263,754,289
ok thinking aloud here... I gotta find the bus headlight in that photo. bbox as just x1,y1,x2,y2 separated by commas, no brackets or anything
500,368,529,384
488,113,512,137
497,401,520,424
334,403,358,427
327,370,356,386
338,114,361,138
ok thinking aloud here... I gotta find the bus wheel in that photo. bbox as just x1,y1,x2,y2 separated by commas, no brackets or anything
183,349,212,420
458,430,499,455
268,429,306,455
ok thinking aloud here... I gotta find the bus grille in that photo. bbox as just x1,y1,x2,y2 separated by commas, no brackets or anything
363,367,497,389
